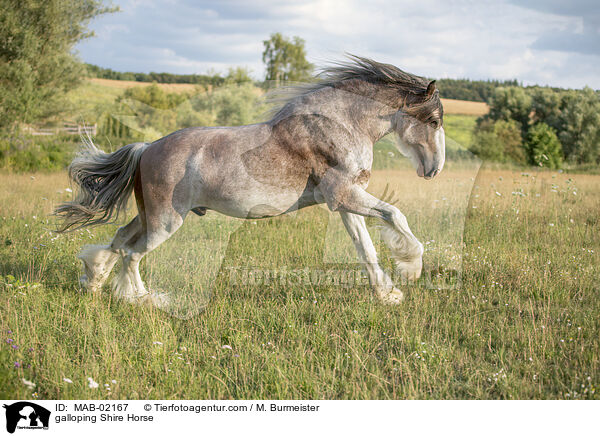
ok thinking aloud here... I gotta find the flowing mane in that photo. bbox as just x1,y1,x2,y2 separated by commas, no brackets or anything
269,55,443,125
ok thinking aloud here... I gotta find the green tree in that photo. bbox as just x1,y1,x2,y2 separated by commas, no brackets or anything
469,120,506,162
526,123,563,169
479,86,532,137
214,83,263,126
494,119,526,164
262,33,313,85
176,99,214,129
225,67,253,85
529,87,563,132
0,0,116,130
469,119,526,164
558,87,600,164
114,84,189,138
120,83,187,110
103,81,265,140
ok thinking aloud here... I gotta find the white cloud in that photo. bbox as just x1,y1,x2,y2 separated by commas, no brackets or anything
75,0,599,88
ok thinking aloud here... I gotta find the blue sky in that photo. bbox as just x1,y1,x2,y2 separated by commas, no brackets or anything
75,0,599,89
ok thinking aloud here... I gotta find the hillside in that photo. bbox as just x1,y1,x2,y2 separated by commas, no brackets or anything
84,78,489,116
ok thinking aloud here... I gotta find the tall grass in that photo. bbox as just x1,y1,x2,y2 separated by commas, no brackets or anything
0,166,597,399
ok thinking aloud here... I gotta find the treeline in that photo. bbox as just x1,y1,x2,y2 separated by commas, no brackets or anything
469,86,600,167
87,63,521,103
436,78,520,103
85,64,255,87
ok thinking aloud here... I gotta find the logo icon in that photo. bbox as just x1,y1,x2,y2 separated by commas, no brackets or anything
2,402,50,434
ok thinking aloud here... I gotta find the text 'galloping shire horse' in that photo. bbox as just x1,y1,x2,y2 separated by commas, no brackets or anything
56,55,445,307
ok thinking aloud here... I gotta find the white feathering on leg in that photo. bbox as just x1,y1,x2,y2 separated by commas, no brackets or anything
112,253,149,302
77,244,118,292
379,224,423,281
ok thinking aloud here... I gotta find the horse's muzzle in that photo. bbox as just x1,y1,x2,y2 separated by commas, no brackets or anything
424,168,440,180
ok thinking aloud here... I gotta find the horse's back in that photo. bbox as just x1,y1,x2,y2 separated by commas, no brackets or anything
136,123,313,218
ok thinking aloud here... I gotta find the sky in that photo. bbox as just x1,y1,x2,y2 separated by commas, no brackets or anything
75,0,600,89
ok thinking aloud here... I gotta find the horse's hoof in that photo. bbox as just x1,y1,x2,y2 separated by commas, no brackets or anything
381,287,404,304
395,258,422,282
140,292,171,309
79,275,98,293
79,275,89,288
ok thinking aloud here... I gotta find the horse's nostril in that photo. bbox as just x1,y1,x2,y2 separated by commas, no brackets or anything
425,168,439,179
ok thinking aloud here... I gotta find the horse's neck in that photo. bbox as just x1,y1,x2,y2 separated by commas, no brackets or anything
292,86,396,143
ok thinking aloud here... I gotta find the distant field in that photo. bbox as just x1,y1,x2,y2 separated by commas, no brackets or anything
84,78,489,115
443,114,478,149
89,78,199,93
440,98,489,116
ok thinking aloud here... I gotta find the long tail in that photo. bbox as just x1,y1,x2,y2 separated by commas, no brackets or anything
55,137,149,233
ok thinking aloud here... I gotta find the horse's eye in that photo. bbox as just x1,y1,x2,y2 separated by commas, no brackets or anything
430,121,439,129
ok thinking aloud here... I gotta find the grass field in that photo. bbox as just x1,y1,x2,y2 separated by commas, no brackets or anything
0,164,597,399
443,114,478,149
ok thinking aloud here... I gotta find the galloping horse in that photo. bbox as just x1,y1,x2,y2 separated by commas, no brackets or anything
56,56,445,306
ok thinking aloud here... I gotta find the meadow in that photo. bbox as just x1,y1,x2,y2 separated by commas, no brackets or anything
0,77,597,400
0,161,597,399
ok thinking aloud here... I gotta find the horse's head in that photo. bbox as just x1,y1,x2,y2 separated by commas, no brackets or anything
393,80,445,180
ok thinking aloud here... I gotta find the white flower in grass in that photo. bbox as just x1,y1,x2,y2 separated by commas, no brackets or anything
22,378,36,390
63,378,73,384
221,345,232,350
152,341,163,345
111,380,117,384
87,377,99,389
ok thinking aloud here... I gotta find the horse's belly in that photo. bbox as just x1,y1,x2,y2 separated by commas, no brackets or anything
205,187,316,219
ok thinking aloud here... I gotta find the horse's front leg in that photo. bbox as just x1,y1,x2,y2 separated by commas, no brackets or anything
321,181,423,293
340,212,404,303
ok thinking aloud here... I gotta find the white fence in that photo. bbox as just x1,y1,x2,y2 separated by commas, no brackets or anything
25,122,97,136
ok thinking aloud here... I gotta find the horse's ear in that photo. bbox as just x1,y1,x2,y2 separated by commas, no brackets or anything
426,80,437,98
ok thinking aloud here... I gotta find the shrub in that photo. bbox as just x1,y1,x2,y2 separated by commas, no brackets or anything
481,87,532,137
469,128,506,162
558,87,600,165
469,119,526,164
99,82,265,141
494,120,526,164
526,123,562,169
0,134,79,172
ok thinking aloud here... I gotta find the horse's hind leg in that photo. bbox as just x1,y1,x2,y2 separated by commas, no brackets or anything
112,210,185,307
78,216,141,292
